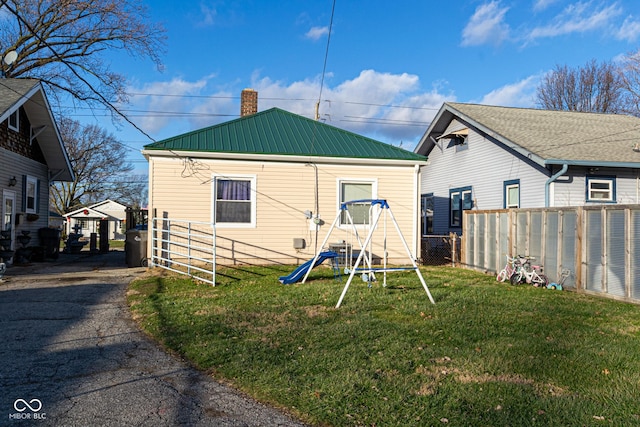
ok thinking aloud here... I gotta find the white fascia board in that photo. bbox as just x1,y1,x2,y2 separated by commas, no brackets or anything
141,149,428,167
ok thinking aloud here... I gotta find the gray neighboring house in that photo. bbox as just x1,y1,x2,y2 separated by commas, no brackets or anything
1,78,74,261
414,102,640,235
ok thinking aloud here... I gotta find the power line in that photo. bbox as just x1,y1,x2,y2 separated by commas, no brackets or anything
345,101,441,111
341,116,430,126
127,92,316,102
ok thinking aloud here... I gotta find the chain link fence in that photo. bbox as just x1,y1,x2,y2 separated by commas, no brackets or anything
421,234,460,266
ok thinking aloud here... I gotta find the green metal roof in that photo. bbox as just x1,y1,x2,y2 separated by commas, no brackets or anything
144,107,426,161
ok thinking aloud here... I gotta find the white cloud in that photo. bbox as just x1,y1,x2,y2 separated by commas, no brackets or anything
252,69,426,129
532,0,560,12
125,76,218,134
616,16,640,42
305,26,330,41
478,75,541,107
124,70,454,148
461,1,511,47
198,3,218,27
526,2,622,41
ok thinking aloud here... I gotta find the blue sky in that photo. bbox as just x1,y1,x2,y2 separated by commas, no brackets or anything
68,0,640,171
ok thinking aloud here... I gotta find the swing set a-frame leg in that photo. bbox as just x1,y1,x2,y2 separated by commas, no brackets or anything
387,207,435,305
335,202,436,308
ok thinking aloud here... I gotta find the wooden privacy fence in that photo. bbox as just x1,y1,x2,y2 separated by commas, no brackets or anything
462,205,640,304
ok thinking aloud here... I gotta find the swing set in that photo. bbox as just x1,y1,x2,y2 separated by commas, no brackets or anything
301,199,435,308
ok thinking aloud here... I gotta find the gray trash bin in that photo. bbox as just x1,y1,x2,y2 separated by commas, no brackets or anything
125,229,148,267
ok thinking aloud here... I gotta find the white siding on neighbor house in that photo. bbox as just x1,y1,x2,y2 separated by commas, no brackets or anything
553,167,640,206
148,156,420,265
92,200,127,219
1,147,50,237
420,130,549,234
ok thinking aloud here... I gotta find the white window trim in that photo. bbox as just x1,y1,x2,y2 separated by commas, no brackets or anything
505,183,520,209
25,175,38,214
211,174,257,228
586,177,614,202
336,178,378,229
8,109,19,132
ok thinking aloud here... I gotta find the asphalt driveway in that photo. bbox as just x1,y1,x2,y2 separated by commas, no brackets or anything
0,251,308,426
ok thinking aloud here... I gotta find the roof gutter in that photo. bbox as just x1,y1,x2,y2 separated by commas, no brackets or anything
545,162,568,208
545,159,640,168
141,149,428,167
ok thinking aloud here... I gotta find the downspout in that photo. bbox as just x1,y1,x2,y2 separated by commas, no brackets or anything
413,164,420,259
545,163,568,208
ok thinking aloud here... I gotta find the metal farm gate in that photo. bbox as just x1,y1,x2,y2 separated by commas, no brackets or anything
463,205,640,303
151,217,217,285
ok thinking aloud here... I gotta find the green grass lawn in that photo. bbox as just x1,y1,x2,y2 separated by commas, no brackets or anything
127,265,640,426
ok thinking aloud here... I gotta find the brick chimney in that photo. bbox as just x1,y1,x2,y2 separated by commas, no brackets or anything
240,88,258,117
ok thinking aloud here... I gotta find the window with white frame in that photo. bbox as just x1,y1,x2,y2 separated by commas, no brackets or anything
213,176,256,227
504,180,520,208
586,176,615,202
339,180,375,226
450,186,473,228
8,109,18,131
25,175,38,213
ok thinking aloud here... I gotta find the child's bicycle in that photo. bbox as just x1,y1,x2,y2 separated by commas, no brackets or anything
510,256,549,287
496,254,524,282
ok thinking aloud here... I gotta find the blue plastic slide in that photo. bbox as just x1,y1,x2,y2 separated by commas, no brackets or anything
279,251,338,284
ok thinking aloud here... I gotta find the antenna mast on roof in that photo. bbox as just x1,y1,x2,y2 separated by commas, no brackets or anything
315,0,336,120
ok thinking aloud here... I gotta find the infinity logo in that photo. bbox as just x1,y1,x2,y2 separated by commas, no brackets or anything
14,399,42,412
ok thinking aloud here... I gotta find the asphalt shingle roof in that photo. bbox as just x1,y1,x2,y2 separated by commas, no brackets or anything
0,78,39,116
445,102,640,164
144,107,426,162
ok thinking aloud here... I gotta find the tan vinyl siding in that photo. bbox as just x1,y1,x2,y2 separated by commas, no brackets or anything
148,156,418,265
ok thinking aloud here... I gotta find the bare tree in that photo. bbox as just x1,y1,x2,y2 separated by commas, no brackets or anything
50,118,147,215
536,60,625,113
0,0,165,122
619,50,640,116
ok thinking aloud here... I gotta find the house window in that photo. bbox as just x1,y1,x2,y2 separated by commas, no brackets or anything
454,135,468,152
420,193,434,236
213,176,256,227
504,180,520,209
25,175,38,214
339,180,375,226
450,186,473,228
586,176,615,202
8,110,19,131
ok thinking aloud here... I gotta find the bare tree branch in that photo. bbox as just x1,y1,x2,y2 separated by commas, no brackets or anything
535,59,626,114
50,118,147,214
619,50,640,117
0,0,165,137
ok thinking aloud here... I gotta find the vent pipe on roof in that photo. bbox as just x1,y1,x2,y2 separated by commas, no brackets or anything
240,88,258,117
